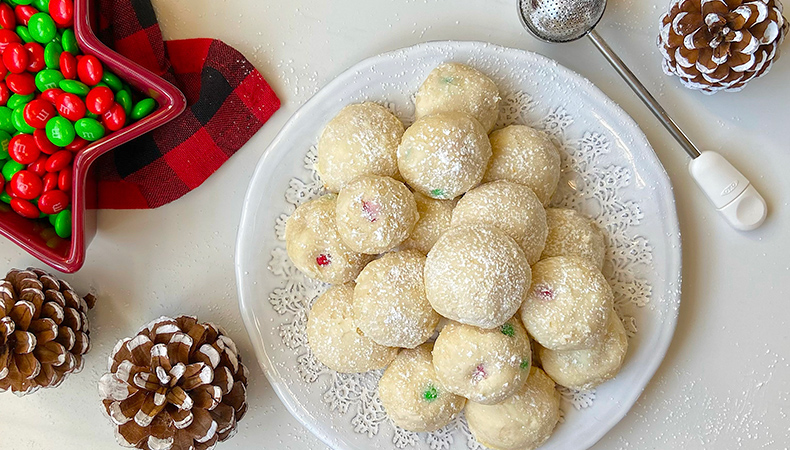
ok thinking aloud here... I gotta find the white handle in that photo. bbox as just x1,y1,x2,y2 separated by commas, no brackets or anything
688,151,767,231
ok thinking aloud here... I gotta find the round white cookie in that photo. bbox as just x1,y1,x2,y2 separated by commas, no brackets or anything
483,125,561,205
335,175,419,254
353,250,439,348
398,112,491,200
520,256,613,351
378,344,466,432
465,367,560,450
317,102,405,192
415,62,501,132
451,180,548,265
285,194,372,284
540,311,628,391
542,208,606,270
424,224,530,329
432,318,532,405
399,192,455,255
307,284,398,373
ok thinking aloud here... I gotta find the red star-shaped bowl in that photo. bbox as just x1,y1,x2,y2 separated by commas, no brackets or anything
0,0,186,273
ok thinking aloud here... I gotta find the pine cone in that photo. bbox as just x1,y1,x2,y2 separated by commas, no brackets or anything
0,268,95,396
658,0,789,93
98,316,249,450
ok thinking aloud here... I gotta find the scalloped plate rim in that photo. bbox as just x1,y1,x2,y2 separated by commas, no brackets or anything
235,40,682,450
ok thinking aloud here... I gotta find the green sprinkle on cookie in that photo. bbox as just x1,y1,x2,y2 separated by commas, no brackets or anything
430,188,446,198
520,359,530,370
441,76,454,84
423,384,439,402
500,323,515,337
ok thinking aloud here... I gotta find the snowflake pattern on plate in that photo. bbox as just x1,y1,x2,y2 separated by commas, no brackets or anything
266,91,654,448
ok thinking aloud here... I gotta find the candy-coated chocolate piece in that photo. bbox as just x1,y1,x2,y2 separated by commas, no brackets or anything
49,0,73,27
43,41,61,68
74,117,103,141
0,28,22,53
130,98,156,120
33,128,58,154
0,82,10,106
15,25,33,43
23,99,56,128
63,135,85,151
3,42,29,73
27,154,48,177
11,197,40,218
101,102,125,131
57,166,70,190
44,115,74,146
0,4,15,30
40,87,63,104
59,27,76,54
8,133,39,164
37,188,68,214
42,171,58,192
6,93,33,110
76,54,101,86
2,159,24,182
54,91,84,120
35,67,64,91
0,107,15,133
58,78,88,95
24,42,45,72
12,106,35,133
58,49,75,78
53,208,70,237
85,86,112,114
114,89,132,116
0,130,10,159
44,148,71,172
33,0,50,14
7,72,36,95
14,5,38,27
101,71,122,92
10,169,42,199
27,13,57,44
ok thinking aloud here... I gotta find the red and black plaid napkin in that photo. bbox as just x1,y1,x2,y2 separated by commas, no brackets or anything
93,0,280,208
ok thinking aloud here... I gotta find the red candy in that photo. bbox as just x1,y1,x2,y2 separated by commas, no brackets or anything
86,86,113,115
58,167,72,191
38,189,69,215
24,43,45,73
65,137,87,152
4,183,15,199
14,5,37,26
102,102,126,131
55,92,85,121
10,198,40,219
10,170,43,200
9,134,40,165
6,72,35,95
45,150,72,172
0,3,15,30
49,0,74,28
42,172,58,192
59,51,76,79
41,87,64,104
0,82,10,106
3,42,29,74
34,129,60,154
24,99,57,129
0,29,21,54
27,155,48,177
77,55,102,86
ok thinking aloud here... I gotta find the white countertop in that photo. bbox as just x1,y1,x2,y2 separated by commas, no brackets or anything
1,1,788,449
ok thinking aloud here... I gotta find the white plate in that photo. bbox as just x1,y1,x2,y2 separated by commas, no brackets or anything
236,41,682,450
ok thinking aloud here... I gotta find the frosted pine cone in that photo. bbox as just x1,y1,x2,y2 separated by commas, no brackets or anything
98,316,249,450
658,0,789,93
0,268,95,396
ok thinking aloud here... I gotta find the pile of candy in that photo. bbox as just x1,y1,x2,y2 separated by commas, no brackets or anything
0,0,157,238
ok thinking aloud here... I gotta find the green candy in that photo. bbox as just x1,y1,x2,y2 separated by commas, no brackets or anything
0,107,15,134
59,79,90,96
7,93,34,110
102,72,123,92
53,209,71,239
45,116,76,146
12,107,35,133
48,213,57,226
115,90,133,116
44,41,62,69
2,159,25,182
16,25,34,43
74,118,105,141
28,13,57,44
33,0,49,11
35,69,65,92
61,29,78,54
0,131,10,160
85,111,98,119
12,0,33,4
0,189,11,204
131,98,157,120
